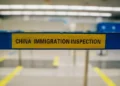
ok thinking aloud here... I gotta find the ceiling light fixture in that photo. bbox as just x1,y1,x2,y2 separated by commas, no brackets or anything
0,11,112,17
0,5,119,12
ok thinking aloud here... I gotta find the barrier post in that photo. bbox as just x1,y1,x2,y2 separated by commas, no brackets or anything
99,50,103,56
31,49,34,67
99,50,108,56
18,50,22,66
73,50,76,66
83,50,89,86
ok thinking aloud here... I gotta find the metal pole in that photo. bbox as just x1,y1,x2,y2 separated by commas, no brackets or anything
83,50,89,86
18,50,22,66
31,49,34,68
99,50,103,56
99,50,108,56
73,50,76,66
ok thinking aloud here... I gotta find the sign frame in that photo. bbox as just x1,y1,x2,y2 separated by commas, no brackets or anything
0,32,120,49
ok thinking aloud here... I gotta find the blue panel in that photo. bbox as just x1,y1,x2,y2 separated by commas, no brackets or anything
106,33,120,49
0,33,11,49
97,22,120,33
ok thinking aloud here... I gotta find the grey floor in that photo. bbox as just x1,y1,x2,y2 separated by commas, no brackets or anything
0,50,120,86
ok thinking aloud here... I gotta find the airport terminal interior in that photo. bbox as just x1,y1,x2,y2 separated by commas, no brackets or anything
0,0,120,86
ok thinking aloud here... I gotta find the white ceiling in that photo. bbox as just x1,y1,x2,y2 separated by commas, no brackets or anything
0,0,120,7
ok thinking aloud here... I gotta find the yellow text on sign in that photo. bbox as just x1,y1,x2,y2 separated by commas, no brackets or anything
12,34,106,49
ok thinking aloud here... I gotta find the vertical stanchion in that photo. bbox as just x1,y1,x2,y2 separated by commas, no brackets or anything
83,50,89,86
73,50,76,66
31,49,34,68
99,50,103,56
18,50,22,66
99,50,108,56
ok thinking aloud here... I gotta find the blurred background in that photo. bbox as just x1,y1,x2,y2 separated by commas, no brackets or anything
0,0,120,86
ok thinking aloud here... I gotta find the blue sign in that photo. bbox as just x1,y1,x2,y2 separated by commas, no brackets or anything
97,22,120,33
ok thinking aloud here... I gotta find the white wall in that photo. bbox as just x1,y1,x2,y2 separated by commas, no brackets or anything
0,16,106,32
